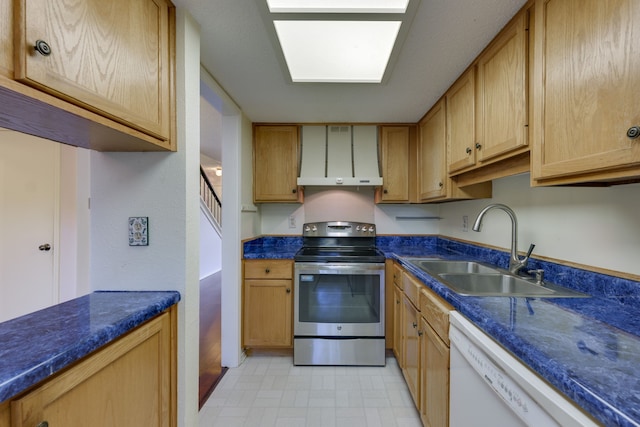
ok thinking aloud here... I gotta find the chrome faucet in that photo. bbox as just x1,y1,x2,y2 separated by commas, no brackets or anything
472,203,535,275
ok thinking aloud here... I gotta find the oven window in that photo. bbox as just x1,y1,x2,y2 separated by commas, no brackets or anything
298,273,381,323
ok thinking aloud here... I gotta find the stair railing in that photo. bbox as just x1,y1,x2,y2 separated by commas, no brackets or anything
200,166,222,226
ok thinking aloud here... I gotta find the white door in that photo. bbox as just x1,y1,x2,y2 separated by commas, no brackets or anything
0,130,59,322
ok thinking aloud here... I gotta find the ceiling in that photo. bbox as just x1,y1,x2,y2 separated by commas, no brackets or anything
172,0,527,125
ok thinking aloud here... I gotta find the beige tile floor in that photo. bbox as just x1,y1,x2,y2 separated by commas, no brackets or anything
199,353,421,427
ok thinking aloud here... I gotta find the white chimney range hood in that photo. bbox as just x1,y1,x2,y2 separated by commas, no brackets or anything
297,125,383,186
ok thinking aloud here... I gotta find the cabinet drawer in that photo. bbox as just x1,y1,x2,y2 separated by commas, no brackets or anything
244,260,292,279
393,262,403,286
420,287,453,345
402,271,421,309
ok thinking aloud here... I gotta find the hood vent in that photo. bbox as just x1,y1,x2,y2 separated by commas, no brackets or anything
297,125,383,186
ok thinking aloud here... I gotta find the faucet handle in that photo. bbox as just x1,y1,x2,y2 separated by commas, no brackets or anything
525,243,535,259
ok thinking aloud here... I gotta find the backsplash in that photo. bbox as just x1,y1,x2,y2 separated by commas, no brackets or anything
244,234,640,302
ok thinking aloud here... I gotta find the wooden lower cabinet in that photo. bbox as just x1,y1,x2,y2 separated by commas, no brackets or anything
393,284,404,364
392,262,453,427
243,259,293,348
6,309,175,427
401,294,421,408
420,318,450,427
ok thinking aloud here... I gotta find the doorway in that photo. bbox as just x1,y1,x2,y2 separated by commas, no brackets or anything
0,130,59,322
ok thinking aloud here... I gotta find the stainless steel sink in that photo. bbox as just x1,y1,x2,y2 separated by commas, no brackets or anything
404,259,500,275
438,273,588,298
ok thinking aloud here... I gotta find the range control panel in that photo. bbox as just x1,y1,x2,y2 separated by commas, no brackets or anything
302,221,376,237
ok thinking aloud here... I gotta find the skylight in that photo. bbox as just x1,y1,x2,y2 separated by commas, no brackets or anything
266,0,409,14
265,0,415,83
273,20,401,83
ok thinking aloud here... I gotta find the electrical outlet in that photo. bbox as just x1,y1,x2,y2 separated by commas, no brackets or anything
289,215,296,229
462,215,468,232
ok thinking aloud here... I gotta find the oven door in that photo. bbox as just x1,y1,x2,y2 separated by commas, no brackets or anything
294,262,385,337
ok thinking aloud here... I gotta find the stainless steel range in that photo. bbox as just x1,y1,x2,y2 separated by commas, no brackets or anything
293,221,385,366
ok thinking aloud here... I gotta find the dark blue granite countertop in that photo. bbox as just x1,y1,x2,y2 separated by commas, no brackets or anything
0,291,180,403
244,235,640,427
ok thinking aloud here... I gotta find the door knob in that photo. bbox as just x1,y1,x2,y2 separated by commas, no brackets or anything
39,243,51,251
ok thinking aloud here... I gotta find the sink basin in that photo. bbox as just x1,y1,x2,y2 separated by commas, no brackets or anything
404,259,500,275
437,273,588,298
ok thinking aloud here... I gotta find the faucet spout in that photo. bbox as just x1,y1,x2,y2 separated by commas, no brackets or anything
472,203,534,275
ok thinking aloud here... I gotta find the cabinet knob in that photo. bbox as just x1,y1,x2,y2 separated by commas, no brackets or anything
438,182,443,188
475,142,482,150
412,322,417,328
418,330,423,337
34,40,52,56
286,288,291,293
292,189,297,194
36,422,49,427
265,268,270,273
39,243,51,251
465,147,472,154
627,126,640,139
383,189,388,194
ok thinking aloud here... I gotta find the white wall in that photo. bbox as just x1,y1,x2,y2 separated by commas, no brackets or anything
89,10,201,426
440,173,640,276
260,186,441,235
258,172,640,277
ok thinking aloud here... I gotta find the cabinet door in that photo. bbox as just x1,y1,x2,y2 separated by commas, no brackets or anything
420,318,449,427
401,295,420,408
253,125,301,203
243,279,293,347
0,0,12,78
418,99,447,200
11,312,173,427
476,11,528,163
393,284,403,364
379,126,410,202
14,0,172,142
532,0,640,183
447,67,477,174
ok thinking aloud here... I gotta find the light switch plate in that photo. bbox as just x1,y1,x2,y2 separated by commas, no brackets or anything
129,217,149,246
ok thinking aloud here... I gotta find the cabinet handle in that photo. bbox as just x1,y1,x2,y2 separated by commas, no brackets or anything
34,40,52,56
418,330,423,337
475,142,482,150
412,322,417,328
39,243,51,251
286,288,291,293
438,182,443,188
627,126,640,139
36,422,49,427
465,147,472,154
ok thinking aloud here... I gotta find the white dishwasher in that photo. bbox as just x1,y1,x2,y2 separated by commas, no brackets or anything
449,312,598,427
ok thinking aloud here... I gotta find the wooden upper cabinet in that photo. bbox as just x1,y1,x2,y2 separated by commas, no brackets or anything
253,125,302,203
419,98,492,202
476,10,529,163
446,67,477,174
418,99,447,201
0,0,12,78
13,0,173,145
379,126,412,202
532,0,640,185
